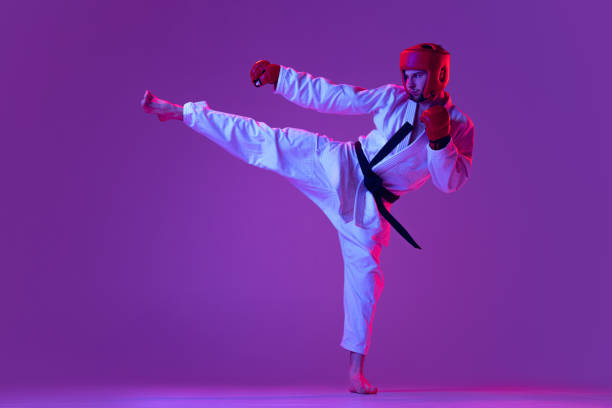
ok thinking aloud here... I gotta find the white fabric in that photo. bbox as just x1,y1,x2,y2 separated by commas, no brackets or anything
273,66,474,231
182,65,474,355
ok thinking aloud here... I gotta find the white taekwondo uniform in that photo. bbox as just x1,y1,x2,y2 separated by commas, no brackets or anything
182,65,474,354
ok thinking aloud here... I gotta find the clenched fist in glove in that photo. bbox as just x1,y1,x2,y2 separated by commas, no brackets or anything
420,105,451,150
250,60,280,89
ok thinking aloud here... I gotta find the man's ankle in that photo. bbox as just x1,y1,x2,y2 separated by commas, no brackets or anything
171,104,184,120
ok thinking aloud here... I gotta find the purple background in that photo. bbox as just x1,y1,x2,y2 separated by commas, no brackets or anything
1,0,610,390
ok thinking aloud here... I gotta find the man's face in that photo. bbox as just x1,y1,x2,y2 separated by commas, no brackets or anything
402,69,427,101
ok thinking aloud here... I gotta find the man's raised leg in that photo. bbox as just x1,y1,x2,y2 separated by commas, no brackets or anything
142,90,323,188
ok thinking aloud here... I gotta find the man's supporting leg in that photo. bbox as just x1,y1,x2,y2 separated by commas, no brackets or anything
337,224,387,395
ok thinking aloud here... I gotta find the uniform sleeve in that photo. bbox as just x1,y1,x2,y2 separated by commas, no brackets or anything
426,117,474,193
273,65,394,115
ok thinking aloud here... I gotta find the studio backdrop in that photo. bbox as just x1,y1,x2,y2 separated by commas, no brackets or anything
1,0,610,390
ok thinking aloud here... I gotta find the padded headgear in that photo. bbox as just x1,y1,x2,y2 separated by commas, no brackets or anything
399,43,450,100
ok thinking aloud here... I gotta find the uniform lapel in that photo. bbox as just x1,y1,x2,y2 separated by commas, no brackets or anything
372,99,419,172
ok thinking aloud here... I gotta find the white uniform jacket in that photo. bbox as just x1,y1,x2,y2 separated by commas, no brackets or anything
273,66,475,234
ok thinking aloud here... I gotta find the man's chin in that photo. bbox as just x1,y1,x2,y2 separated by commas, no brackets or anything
407,93,425,102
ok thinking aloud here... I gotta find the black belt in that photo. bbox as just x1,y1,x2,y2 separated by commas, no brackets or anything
354,121,421,249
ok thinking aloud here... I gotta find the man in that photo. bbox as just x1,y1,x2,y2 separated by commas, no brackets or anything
141,43,474,394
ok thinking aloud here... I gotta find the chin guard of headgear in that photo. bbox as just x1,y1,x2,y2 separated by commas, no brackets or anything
400,43,450,101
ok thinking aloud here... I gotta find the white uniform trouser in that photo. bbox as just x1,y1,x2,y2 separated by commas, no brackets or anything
183,101,390,355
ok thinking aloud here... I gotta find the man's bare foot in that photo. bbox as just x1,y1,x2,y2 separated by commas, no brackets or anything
140,90,183,121
349,373,378,394
348,351,378,395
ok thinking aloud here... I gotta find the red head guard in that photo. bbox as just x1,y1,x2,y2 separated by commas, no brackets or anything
399,43,450,101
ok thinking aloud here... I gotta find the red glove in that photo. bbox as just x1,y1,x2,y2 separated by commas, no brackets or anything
420,105,451,149
420,105,450,141
250,60,280,89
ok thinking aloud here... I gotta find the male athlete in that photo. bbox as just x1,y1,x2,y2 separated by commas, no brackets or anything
141,43,474,394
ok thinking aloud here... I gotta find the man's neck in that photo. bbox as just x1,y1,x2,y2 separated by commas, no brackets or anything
408,91,446,105
421,92,447,107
